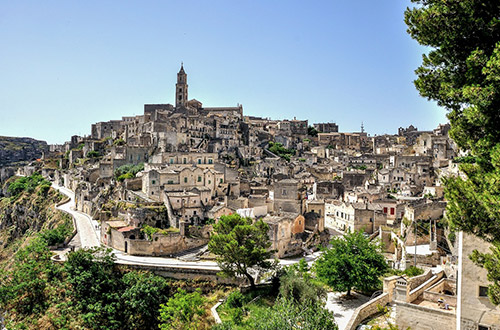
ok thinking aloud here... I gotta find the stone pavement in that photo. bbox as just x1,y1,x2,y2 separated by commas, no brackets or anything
325,291,371,330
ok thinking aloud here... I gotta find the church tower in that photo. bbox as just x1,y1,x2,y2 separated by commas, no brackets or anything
175,63,188,108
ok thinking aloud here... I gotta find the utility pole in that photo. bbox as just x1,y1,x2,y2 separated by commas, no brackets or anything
414,219,417,267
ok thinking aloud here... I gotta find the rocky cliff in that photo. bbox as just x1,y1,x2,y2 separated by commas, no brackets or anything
0,136,48,167
0,177,70,264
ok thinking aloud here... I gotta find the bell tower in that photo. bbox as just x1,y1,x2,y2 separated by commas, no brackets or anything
175,63,188,108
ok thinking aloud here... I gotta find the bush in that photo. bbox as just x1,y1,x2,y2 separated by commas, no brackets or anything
38,183,51,196
279,266,325,304
8,173,51,197
158,288,206,330
40,221,73,246
268,142,295,161
226,290,245,309
404,266,424,277
87,150,101,158
117,172,134,182
114,163,144,180
113,138,125,146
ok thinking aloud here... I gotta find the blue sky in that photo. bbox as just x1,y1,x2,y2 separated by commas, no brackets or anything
0,1,447,144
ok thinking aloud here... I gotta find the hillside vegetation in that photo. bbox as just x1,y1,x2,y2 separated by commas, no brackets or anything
0,174,72,266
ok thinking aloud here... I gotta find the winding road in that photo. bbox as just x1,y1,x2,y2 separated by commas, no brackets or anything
52,184,322,270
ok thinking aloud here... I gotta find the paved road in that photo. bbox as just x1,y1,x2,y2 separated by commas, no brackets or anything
54,184,100,248
325,292,371,330
52,184,323,270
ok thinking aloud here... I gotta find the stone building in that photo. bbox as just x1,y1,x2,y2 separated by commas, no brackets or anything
141,166,224,200
262,213,305,258
457,233,500,329
314,122,339,133
273,178,303,214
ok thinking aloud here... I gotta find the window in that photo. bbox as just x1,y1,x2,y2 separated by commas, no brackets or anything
479,286,489,297
282,189,287,195
220,179,223,183
208,180,211,184
152,180,156,184
184,177,188,183
390,208,395,215
198,176,202,182
170,159,174,164
183,158,187,164
208,159,213,164
383,207,388,214
194,211,197,215
198,159,202,164
478,326,489,330
168,180,174,184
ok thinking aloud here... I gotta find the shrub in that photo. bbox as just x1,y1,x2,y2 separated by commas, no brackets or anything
38,183,51,196
117,172,134,182
115,163,144,180
113,138,125,146
404,266,424,277
87,150,100,158
40,221,73,246
226,290,245,309
8,173,51,197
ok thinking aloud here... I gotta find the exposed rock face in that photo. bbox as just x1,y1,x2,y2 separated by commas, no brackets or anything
0,187,67,257
0,136,48,167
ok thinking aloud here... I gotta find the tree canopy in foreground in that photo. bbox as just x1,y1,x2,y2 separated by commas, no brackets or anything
405,0,500,304
314,231,387,296
208,214,275,289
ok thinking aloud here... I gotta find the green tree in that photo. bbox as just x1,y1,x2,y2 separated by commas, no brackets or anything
208,214,275,289
307,126,318,137
121,271,171,329
39,218,73,246
64,247,123,329
314,231,388,296
158,288,206,330
250,296,338,330
87,150,101,158
405,0,500,304
0,237,61,316
278,265,326,305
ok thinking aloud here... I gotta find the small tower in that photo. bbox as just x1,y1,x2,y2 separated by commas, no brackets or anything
175,63,188,108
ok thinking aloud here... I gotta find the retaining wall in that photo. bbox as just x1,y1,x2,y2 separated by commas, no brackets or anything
345,293,390,330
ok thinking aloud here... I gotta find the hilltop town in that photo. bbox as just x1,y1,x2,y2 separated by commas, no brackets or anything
32,65,455,260
2,64,498,329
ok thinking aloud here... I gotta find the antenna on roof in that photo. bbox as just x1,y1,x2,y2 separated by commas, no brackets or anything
361,122,365,133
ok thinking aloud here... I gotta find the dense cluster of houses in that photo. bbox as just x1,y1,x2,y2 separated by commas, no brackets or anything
41,64,459,263
33,64,499,329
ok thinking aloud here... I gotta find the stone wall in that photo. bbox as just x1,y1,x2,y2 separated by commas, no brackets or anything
345,293,390,330
423,278,457,307
407,272,442,303
458,233,500,329
127,232,208,257
395,301,455,330
383,275,401,301
408,270,433,292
